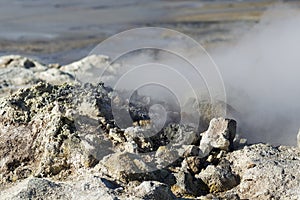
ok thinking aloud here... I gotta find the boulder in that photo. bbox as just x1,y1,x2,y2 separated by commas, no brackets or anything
196,160,239,193
11,178,69,200
161,123,199,146
99,152,156,183
224,144,300,199
0,176,121,200
0,55,74,97
0,82,114,185
199,118,236,157
60,54,117,84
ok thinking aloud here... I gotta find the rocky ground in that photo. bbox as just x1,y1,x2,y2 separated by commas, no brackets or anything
0,55,300,200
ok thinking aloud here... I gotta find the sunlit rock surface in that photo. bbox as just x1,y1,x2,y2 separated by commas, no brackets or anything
0,55,299,200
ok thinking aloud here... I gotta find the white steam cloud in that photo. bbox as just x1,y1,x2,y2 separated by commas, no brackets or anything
82,5,300,146
213,5,300,146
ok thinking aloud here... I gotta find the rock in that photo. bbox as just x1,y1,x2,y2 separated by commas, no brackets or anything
11,178,69,200
0,55,42,69
0,55,74,97
196,159,239,193
154,146,183,169
0,176,121,200
161,123,200,146
109,128,126,143
182,145,200,158
224,144,300,199
199,118,236,157
123,141,139,153
184,156,203,174
99,152,155,183
124,126,154,152
133,181,176,200
0,82,115,186
183,98,237,133
1,55,300,200
171,171,208,197
60,54,118,84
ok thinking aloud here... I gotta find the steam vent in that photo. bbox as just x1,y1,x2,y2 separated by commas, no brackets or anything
0,55,300,199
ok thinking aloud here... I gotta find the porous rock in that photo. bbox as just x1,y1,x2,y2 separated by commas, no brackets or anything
224,144,300,199
1,55,300,200
196,160,239,193
11,178,69,200
99,152,155,183
0,82,114,186
199,118,236,157
0,55,74,97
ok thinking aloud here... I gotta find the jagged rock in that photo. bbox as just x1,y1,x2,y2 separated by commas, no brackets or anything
184,156,203,174
171,171,208,197
161,123,200,146
183,98,237,133
0,55,74,97
109,128,126,143
199,118,236,157
133,181,176,200
1,55,300,200
0,176,121,200
60,54,119,84
201,192,240,200
196,159,239,193
11,178,69,200
224,144,300,199
155,146,183,169
0,82,114,186
182,145,200,158
0,55,43,69
99,152,156,183
124,126,154,152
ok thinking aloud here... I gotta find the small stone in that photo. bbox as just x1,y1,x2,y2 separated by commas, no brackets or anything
207,155,214,163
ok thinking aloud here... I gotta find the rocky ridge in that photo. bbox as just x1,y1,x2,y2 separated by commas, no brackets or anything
0,55,299,200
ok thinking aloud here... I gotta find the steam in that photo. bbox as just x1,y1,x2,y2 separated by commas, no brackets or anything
213,5,300,146
83,5,300,146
